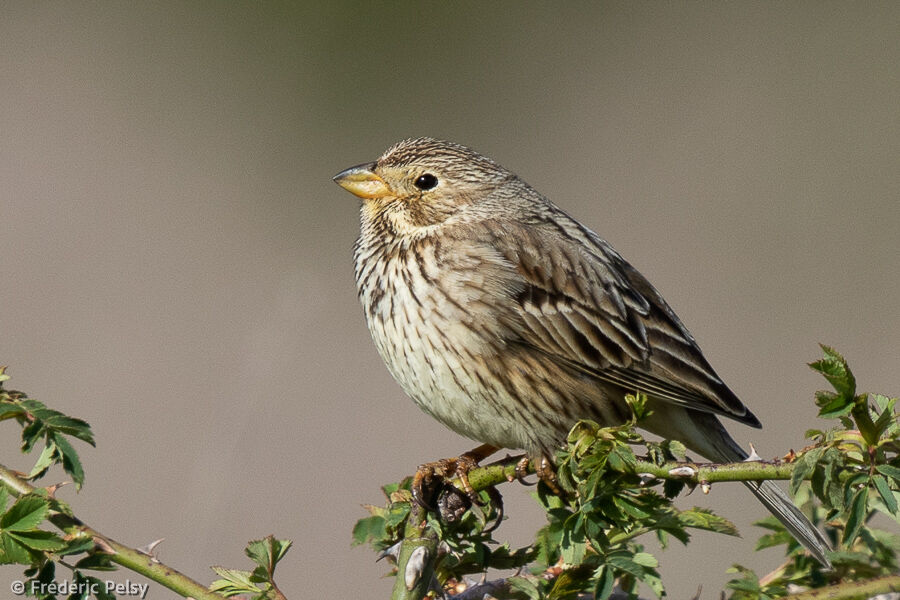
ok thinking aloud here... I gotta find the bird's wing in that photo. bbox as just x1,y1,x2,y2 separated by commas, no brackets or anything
484,214,760,427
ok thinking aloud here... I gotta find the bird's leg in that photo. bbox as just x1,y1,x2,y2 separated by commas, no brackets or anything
512,454,563,495
411,444,499,510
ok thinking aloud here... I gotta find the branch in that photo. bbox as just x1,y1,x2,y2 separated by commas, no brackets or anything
388,451,892,600
391,505,439,600
0,463,224,600
782,574,900,599
463,453,802,492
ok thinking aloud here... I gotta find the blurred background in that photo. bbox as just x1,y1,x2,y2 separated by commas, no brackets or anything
1,3,898,598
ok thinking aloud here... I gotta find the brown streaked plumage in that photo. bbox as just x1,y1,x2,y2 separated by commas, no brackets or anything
334,137,831,566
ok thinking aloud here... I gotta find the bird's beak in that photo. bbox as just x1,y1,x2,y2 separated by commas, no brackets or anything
332,162,392,199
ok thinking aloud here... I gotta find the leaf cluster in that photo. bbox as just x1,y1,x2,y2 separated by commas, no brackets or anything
353,348,900,599
210,536,292,600
0,370,122,597
727,346,900,598
0,367,95,489
513,402,739,600
1,368,298,600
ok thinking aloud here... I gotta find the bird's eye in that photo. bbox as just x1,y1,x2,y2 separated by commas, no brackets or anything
414,173,439,190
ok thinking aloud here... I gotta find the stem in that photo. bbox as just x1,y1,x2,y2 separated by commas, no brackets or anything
458,453,803,492
390,505,439,600
0,464,224,600
782,574,900,599
631,457,796,483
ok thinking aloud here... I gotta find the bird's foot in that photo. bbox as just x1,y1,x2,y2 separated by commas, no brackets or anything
411,444,498,509
513,455,563,496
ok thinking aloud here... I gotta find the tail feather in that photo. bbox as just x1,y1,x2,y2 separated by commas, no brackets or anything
745,478,832,567
645,408,833,568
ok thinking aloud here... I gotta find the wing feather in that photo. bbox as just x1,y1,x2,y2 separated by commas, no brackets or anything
482,214,761,428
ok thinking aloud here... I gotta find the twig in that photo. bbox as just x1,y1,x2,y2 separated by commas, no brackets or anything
391,504,440,600
0,463,224,600
782,574,900,599
461,453,820,493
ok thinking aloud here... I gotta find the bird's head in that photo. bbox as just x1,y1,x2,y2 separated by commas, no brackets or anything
333,137,516,236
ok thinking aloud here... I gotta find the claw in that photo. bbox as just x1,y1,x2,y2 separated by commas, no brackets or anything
452,452,483,505
411,464,439,511
535,455,563,496
410,444,499,512
482,486,505,533
515,456,536,486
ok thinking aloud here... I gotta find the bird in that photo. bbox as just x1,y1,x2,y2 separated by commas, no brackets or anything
333,137,831,566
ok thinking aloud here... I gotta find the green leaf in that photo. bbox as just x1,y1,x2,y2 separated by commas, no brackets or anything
1,495,49,531
809,344,856,399
592,565,616,600
73,553,116,571
755,529,793,551
872,401,896,438
643,571,665,598
871,475,898,515
607,553,646,579
876,464,900,482
547,569,590,600
790,446,824,496
560,524,586,565
0,403,25,420
726,566,762,594
507,575,542,600
28,559,55,595
352,515,386,547
842,487,868,546
245,536,291,577
666,440,687,461
612,495,650,520
27,444,57,480
210,566,260,597
39,413,95,445
7,530,66,551
679,507,739,536
21,420,43,453
384,502,411,529
57,536,95,557
815,391,854,419
0,531,35,564
50,433,87,489
631,551,658,568
71,573,116,600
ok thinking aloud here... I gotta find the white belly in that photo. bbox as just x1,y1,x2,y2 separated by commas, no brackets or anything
356,237,552,450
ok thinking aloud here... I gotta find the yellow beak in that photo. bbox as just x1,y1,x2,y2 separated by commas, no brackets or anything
332,162,392,199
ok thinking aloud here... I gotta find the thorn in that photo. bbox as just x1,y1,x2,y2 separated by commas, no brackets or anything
94,538,115,554
744,443,762,462
668,466,697,478
45,481,71,498
376,541,402,563
637,473,657,486
137,538,165,562
700,480,711,494
405,545,430,591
